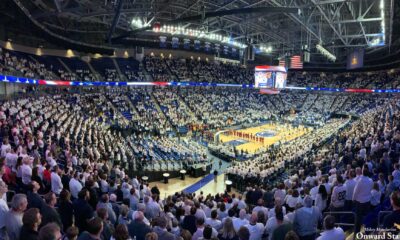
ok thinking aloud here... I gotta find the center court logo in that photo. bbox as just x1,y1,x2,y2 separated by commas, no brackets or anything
356,228,399,239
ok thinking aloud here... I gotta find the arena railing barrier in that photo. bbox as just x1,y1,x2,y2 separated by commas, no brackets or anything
2,73,400,93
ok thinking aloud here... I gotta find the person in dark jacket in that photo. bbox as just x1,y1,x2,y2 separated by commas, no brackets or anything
40,192,63,229
73,189,94,233
19,208,41,240
27,181,45,210
97,208,114,240
58,189,74,232
128,211,152,240
151,185,161,196
182,207,198,235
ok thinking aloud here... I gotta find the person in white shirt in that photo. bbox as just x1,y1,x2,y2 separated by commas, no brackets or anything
352,167,373,232
21,158,32,185
330,175,346,211
370,182,381,208
252,199,269,218
205,210,222,231
51,166,63,195
317,215,345,240
344,169,357,210
0,180,9,239
232,209,249,232
244,212,265,240
265,206,289,240
69,172,83,199
310,180,319,201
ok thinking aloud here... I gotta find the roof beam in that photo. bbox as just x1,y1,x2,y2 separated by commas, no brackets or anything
311,0,347,45
333,17,383,24
106,0,124,43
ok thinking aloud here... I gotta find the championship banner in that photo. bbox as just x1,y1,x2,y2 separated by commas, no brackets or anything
183,39,190,49
223,45,229,55
347,49,364,70
204,42,211,52
172,37,179,49
194,40,201,50
214,43,220,53
231,47,237,56
159,36,167,48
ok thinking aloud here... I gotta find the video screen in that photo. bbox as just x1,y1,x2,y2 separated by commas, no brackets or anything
255,66,287,89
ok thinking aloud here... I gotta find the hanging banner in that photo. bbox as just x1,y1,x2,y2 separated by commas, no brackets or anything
214,43,220,53
223,45,229,55
183,39,190,50
205,42,211,52
194,40,201,50
159,36,167,48
172,37,179,49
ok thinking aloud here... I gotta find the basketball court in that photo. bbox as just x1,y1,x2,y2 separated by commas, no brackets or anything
217,122,311,154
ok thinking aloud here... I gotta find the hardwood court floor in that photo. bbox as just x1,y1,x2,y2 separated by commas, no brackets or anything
218,123,310,154
148,174,239,198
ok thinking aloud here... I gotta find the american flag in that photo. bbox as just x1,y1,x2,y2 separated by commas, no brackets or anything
290,55,303,69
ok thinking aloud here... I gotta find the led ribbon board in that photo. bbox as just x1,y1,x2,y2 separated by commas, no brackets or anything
0,74,399,93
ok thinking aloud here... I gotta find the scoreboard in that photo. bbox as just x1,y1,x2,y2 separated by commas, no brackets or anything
254,66,287,89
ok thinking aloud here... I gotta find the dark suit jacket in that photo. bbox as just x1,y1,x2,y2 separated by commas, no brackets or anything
27,192,45,210
73,199,94,233
40,204,63,229
19,226,38,240
128,220,152,240
182,215,197,235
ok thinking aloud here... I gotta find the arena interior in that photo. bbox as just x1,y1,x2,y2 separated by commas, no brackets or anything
0,0,400,239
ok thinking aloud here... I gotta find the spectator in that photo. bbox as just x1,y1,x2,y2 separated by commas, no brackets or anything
20,208,41,240
232,209,249,232
352,166,373,232
153,216,176,240
64,226,79,240
112,224,131,240
77,217,103,240
97,207,114,240
128,211,152,240
271,207,293,240
218,217,238,240
192,217,207,240
38,223,62,240
383,191,400,229
58,189,74,232
0,180,9,239
182,207,198,235
237,226,250,240
27,181,45,210
293,196,321,240
316,215,345,240
51,166,63,195
206,209,222,231
73,189,94,233
266,206,289,240
244,212,264,240
5,193,28,240
40,192,63,228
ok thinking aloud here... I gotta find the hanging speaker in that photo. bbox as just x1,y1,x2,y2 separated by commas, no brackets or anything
246,45,254,61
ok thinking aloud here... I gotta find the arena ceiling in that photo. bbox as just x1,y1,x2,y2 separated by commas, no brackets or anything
5,0,398,62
